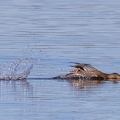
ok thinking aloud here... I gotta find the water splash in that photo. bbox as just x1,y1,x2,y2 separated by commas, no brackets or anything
0,59,33,80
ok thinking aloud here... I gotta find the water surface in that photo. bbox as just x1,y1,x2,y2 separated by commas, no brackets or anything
0,0,120,120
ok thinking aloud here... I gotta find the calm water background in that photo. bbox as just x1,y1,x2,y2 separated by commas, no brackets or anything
0,0,120,119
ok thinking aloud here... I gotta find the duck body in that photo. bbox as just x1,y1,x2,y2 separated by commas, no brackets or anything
54,63,120,80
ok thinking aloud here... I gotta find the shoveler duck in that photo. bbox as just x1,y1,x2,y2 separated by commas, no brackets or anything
54,63,120,80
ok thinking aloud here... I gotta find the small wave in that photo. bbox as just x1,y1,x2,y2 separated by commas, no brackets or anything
0,59,33,80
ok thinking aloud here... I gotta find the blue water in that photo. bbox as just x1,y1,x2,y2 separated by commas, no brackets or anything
0,0,120,119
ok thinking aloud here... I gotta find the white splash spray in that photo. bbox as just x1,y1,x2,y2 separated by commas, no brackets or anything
0,59,33,80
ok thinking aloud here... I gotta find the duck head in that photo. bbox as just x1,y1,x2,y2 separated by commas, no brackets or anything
107,73,120,79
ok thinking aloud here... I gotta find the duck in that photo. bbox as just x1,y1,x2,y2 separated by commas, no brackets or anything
54,63,120,80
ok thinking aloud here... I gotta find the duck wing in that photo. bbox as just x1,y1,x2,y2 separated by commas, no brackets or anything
72,63,96,71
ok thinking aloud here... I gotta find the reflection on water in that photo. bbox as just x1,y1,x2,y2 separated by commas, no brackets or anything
0,80,33,102
67,79,104,88
0,78,120,120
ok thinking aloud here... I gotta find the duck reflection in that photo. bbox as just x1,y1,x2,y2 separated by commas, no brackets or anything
0,80,33,101
66,79,104,88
